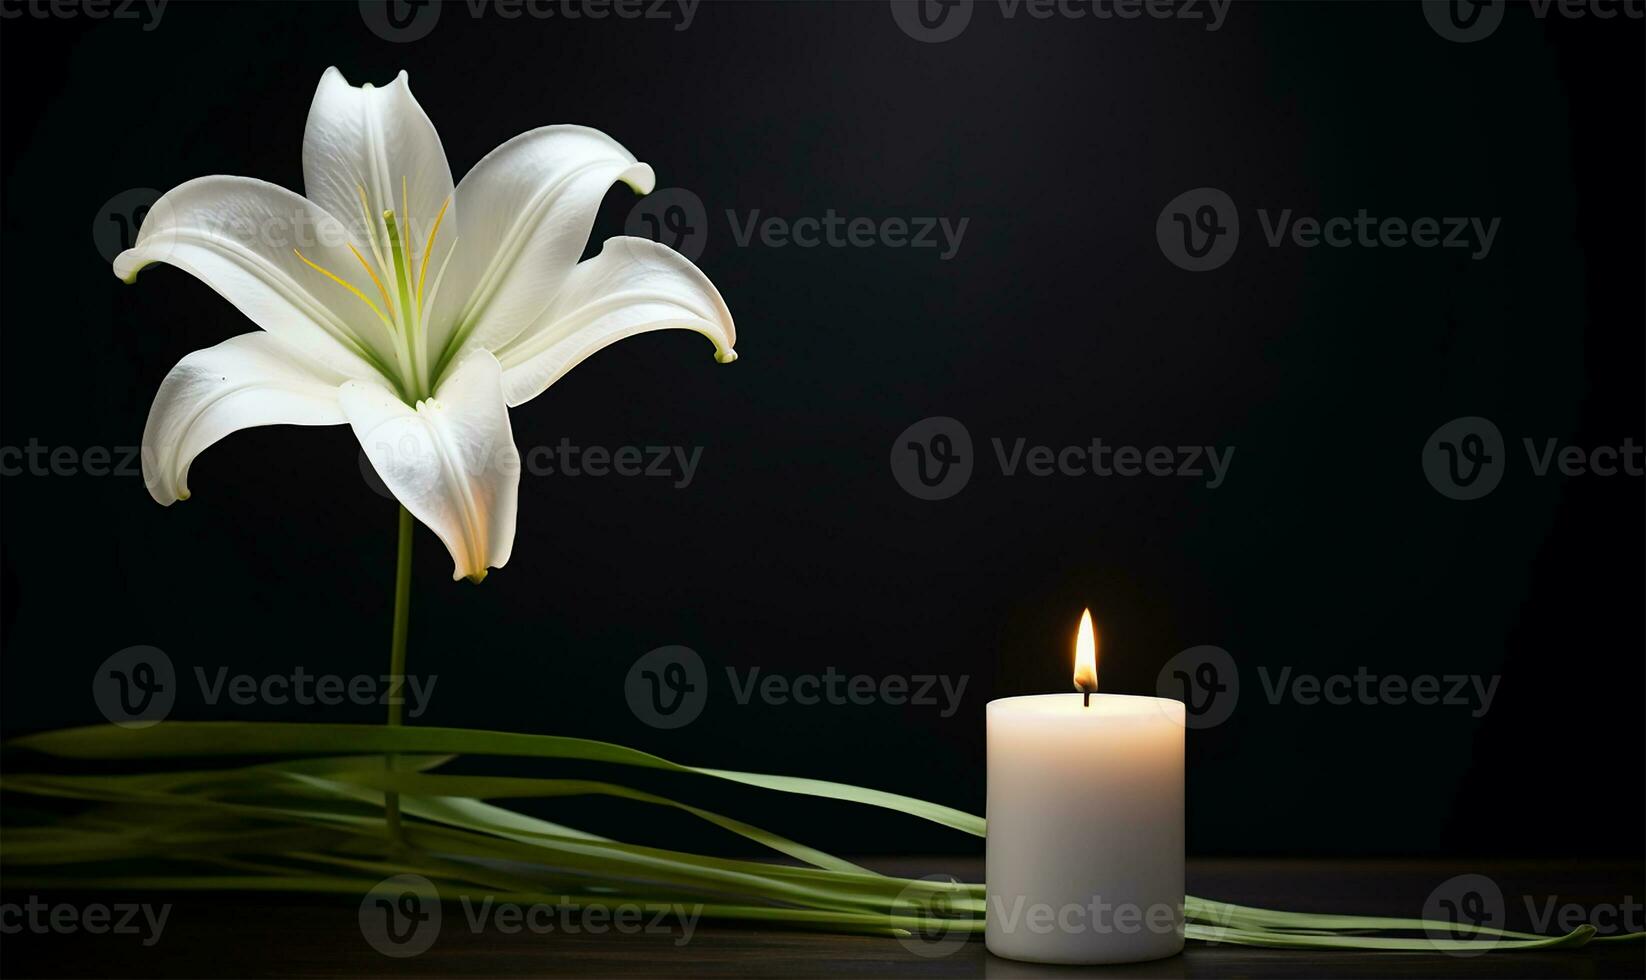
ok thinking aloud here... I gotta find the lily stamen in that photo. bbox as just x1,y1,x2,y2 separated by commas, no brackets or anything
401,175,414,281
292,248,392,327
348,242,397,321
356,184,391,275
418,233,459,341
418,195,452,309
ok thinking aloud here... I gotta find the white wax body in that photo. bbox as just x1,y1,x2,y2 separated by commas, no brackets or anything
985,693,1185,964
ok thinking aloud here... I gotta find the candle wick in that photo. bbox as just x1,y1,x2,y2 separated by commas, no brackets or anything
1083,692,1090,708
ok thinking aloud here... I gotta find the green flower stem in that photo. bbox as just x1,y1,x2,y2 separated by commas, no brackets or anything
385,505,415,841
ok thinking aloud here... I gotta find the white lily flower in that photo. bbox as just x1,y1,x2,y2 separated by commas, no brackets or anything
116,67,736,583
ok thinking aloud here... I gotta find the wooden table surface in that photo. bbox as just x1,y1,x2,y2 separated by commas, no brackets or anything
3,858,1641,978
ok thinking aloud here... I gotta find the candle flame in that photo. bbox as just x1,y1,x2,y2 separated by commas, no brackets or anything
1073,608,1098,693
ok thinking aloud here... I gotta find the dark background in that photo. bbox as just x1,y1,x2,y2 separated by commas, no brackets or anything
0,0,1640,863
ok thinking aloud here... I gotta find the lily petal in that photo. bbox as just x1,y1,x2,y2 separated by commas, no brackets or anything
432,126,654,374
113,176,398,380
494,237,737,407
142,332,348,505
342,351,519,582
303,68,454,259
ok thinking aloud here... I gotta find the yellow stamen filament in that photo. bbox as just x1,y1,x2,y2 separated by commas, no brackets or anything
401,175,412,271
347,243,396,320
357,185,390,274
419,234,459,336
293,249,390,325
418,196,452,308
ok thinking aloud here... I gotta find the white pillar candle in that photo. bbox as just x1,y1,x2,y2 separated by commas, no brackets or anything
985,612,1185,965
